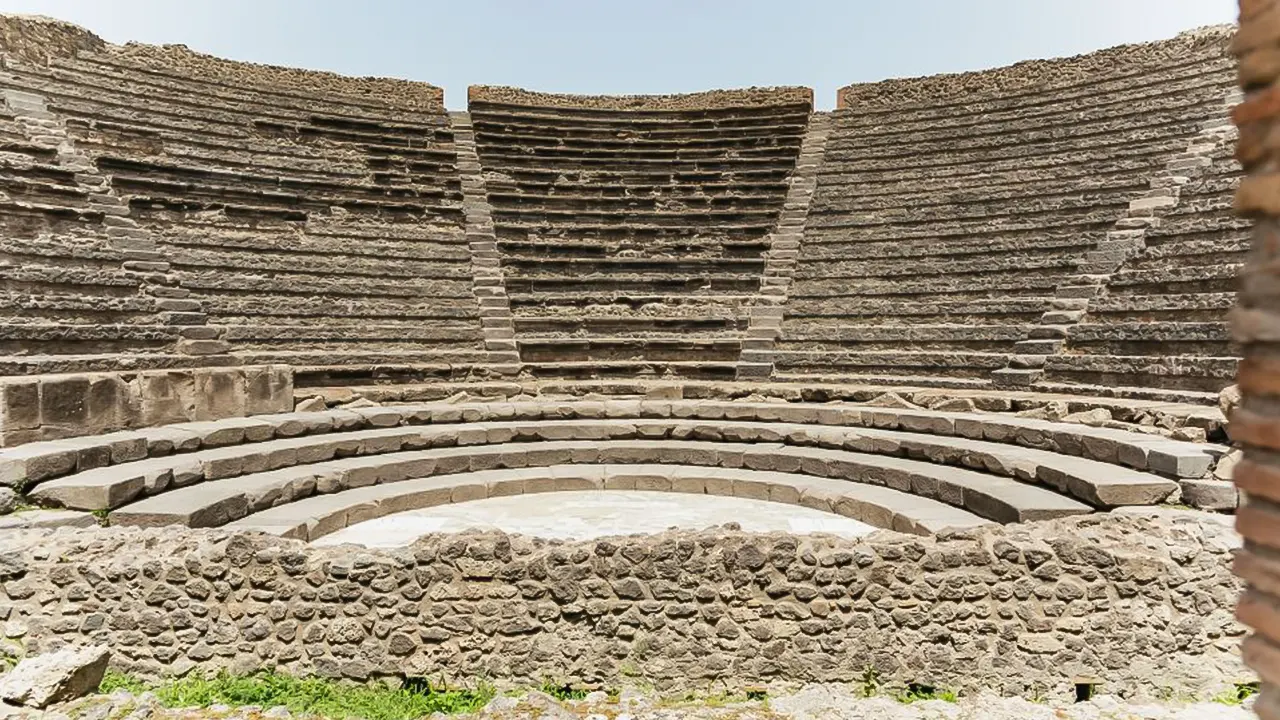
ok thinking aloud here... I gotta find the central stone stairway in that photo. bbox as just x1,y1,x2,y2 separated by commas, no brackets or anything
467,87,813,381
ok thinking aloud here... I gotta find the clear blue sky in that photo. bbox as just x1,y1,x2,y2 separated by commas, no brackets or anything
0,0,1238,109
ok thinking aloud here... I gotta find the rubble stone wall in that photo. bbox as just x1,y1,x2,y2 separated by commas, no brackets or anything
837,25,1234,109
468,85,813,110
0,514,1248,699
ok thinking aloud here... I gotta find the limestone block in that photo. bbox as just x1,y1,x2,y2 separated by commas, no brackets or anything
0,379,40,435
0,645,110,708
1180,479,1240,511
85,374,137,434
245,365,294,415
193,369,247,421
139,371,196,427
39,376,89,431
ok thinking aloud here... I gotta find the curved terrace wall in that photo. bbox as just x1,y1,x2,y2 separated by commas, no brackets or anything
0,514,1248,699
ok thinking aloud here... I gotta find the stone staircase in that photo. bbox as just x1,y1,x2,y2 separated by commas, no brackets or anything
467,87,812,381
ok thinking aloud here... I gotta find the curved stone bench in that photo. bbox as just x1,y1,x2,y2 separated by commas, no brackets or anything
4,399,1219,491
106,439,1092,529
220,464,992,540
28,415,1178,512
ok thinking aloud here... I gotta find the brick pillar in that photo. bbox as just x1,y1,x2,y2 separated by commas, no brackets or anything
1232,3,1280,718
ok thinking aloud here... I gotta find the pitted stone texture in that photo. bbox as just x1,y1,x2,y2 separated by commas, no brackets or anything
468,85,813,111
0,14,105,65
0,514,1248,698
837,26,1234,109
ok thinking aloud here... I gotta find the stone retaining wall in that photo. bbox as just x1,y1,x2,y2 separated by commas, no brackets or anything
0,366,292,447
468,85,814,111
0,514,1248,699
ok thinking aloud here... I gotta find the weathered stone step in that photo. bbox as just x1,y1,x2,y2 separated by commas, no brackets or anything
473,129,803,152
518,338,741,363
9,398,1217,504
468,103,811,126
835,59,1231,128
826,98,1226,159
110,437,1090,528
767,349,1012,379
49,55,448,123
1042,354,1239,394
222,464,988,540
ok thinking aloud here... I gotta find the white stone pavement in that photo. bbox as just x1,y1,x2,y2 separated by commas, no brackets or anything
314,490,878,546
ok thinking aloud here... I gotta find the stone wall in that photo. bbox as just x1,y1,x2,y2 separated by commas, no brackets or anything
1228,1,1280,719
0,14,104,65
0,15,442,110
0,514,1248,699
468,85,813,110
837,25,1234,109
0,366,292,447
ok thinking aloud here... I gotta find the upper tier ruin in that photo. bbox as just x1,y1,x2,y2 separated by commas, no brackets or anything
0,15,1243,443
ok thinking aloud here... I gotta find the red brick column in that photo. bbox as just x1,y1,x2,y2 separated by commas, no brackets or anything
1234,3,1280,718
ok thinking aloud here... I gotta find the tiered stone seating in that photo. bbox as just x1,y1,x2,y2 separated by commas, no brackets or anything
0,83,180,360
0,18,488,370
757,29,1236,388
7,398,1219,539
468,86,812,379
1045,142,1247,393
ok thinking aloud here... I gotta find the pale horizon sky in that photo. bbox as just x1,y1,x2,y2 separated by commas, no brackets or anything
0,0,1239,110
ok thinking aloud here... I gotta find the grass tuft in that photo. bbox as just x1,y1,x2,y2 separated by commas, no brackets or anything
96,671,493,720
1213,682,1259,706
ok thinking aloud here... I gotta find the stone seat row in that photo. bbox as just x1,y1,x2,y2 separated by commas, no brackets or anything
478,154,794,172
834,54,1232,127
105,438,1091,532
2,397,1220,489
31,415,1183,514
472,130,804,151
814,176,1153,213
473,142,801,161
488,192,788,211
219,464,991,540
18,78,455,168
98,157,461,202
49,54,444,123
484,180,792,199
492,167,795,185
468,105,811,128
826,96,1225,157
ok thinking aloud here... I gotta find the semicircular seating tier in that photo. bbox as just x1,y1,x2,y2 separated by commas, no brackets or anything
0,15,497,376
747,27,1242,404
466,86,813,381
3,397,1229,540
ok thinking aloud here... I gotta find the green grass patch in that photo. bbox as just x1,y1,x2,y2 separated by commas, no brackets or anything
98,670,146,695
1213,682,1259,706
96,671,493,720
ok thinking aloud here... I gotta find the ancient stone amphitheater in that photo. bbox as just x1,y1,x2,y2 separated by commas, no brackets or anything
3,11,1278,710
